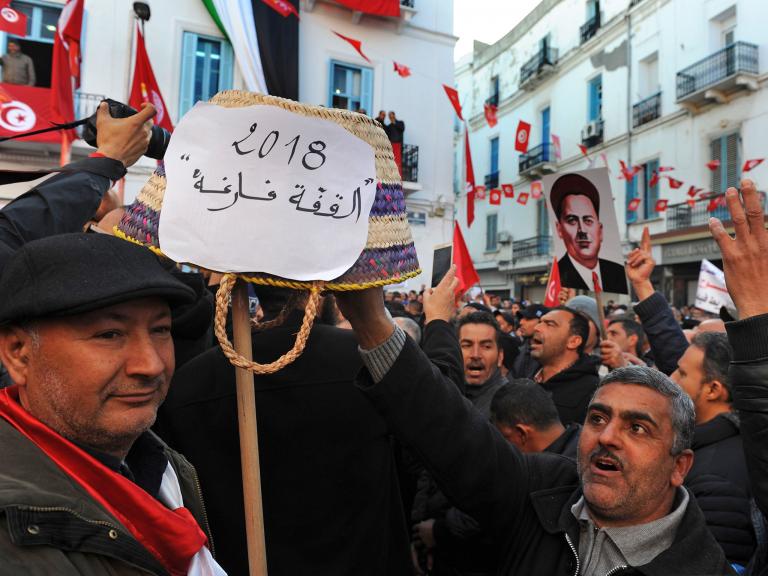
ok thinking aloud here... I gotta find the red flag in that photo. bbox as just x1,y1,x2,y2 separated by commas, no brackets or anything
743,158,765,172
453,222,479,294
666,177,683,189
551,134,562,160
483,102,497,128
649,171,659,188
489,188,501,205
655,199,669,212
464,129,475,227
129,26,173,132
0,84,64,142
515,120,531,153
592,271,602,295
0,4,27,36
501,183,514,198
475,185,486,200
687,185,703,198
336,0,399,16
543,258,561,307
393,61,411,77
50,0,84,140
531,180,543,200
706,198,719,212
687,198,696,208
619,160,641,181
333,31,370,63
657,166,675,172
628,198,641,212
443,85,463,121
261,0,299,18
517,192,529,205
706,159,720,171
578,144,590,158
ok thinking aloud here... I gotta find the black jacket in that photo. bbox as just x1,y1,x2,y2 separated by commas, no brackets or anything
359,322,733,575
541,354,600,426
545,423,581,460
634,291,689,376
511,338,539,379
686,413,755,565
558,254,628,294
155,311,411,576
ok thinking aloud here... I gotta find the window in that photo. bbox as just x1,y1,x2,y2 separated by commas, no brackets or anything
488,75,499,106
486,214,498,251
490,137,499,174
180,32,234,116
588,75,602,121
710,132,740,195
626,159,660,223
541,106,550,160
587,0,600,21
328,60,372,113
639,53,659,99
537,197,549,236
407,211,426,226
6,1,63,87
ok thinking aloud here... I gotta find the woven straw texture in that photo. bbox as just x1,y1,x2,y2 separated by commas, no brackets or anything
117,90,421,291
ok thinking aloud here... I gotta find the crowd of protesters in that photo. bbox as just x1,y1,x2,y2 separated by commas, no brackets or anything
0,98,768,576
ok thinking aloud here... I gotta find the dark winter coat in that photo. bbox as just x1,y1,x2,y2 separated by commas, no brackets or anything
541,354,600,426
545,423,581,460
633,291,689,376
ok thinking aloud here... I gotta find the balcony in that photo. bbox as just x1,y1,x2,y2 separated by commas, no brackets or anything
581,118,604,148
401,143,419,184
484,171,499,189
580,14,600,45
485,93,499,108
518,142,557,178
308,0,417,32
513,235,551,262
676,42,759,109
666,192,766,231
520,47,559,90
632,92,661,128
74,91,107,123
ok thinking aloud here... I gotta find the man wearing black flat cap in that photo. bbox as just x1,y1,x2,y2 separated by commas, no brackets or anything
511,303,549,379
551,173,627,293
0,233,225,575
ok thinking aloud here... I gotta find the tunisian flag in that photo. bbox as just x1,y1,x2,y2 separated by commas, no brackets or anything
453,222,479,295
543,258,561,307
335,0,399,16
0,4,27,37
514,120,530,153
464,129,476,227
50,0,83,135
129,26,173,132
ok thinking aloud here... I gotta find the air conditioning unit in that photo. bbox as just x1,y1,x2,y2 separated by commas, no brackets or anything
583,120,602,139
497,231,512,244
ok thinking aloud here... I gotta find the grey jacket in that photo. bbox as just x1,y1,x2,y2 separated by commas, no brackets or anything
0,418,214,575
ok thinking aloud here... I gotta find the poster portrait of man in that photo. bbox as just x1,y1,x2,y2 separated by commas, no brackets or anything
543,168,628,294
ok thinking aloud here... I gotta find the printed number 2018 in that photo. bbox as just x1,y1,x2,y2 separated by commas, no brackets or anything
233,123,327,170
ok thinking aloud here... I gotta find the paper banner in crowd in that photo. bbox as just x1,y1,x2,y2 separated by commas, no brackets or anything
0,3,27,36
743,158,765,172
464,128,475,227
543,257,561,307
453,221,479,294
489,188,501,205
443,85,464,121
517,192,529,205
333,31,371,63
695,259,735,315
475,184,486,199
542,168,628,294
706,159,720,171
551,134,562,161
515,120,530,153
627,198,641,212
655,199,668,212
531,180,543,199
501,183,514,198
160,102,376,279
484,102,497,128
393,61,411,77
666,177,683,189
261,0,300,18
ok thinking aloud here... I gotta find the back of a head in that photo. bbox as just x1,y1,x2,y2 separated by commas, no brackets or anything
691,331,733,399
491,380,561,430
394,316,421,343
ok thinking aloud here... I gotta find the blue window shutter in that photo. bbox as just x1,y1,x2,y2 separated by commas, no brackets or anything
179,32,198,117
490,137,499,174
219,40,234,91
626,178,637,224
646,159,659,219
327,61,336,107
360,66,373,113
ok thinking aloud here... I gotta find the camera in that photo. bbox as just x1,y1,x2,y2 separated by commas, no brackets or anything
82,98,171,160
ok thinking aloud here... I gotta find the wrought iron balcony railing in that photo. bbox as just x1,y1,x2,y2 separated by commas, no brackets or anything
514,235,551,260
520,47,559,87
666,192,766,231
485,93,499,108
676,41,758,100
484,171,499,189
580,14,600,44
519,142,554,174
632,91,661,128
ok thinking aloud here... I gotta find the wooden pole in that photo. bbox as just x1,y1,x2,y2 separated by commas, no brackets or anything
231,279,268,576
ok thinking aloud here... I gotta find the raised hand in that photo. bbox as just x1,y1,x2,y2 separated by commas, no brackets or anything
626,225,655,301
709,179,768,319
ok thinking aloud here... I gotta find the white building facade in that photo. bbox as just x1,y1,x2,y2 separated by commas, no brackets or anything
0,0,456,288
455,0,767,306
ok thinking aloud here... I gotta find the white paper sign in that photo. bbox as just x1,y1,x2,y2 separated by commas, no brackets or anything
159,102,376,280
695,259,735,314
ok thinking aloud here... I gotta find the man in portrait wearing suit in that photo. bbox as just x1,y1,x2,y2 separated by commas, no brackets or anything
551,173,627,293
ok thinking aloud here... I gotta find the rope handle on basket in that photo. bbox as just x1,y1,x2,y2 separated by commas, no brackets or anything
214,274,323,374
